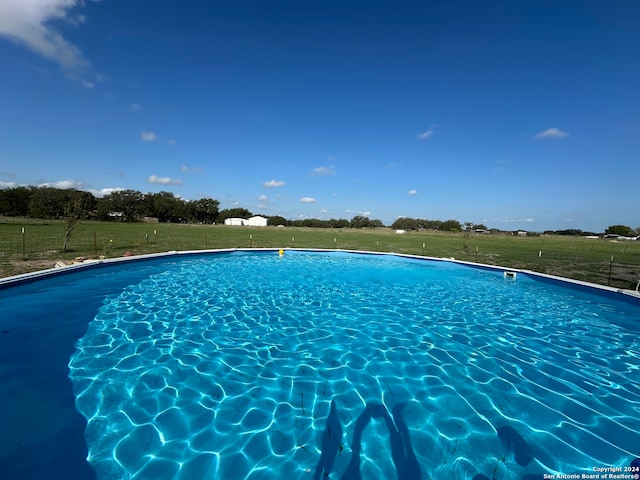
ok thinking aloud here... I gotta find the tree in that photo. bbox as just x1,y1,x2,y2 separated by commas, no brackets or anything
439,219,462,232
97,190,144,222
555,229,584,236
391,217,418,230
350,215,370,228
187,198,220,224
268,215,288,226
62,198,84,252
328,218,350,228
218,208,253,223
605,225,634,236
144,192,187,222
29,187,72,219
0,186,33,216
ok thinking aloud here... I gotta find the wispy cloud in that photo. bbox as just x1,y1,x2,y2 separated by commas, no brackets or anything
346,209,370,217
0,0,100,86
263,179,286,188
141,131,176,145
0,181,17,188
495,218,535,223
90,187,125,197
130,103,142,111
39,179,86,189
258,194,268,201
181,165,203,173
417,129,434,140
311,165,335,176
141,131,159,142
408,189,417,195
535,128,568,139
299,197,316,203
147,174,183,186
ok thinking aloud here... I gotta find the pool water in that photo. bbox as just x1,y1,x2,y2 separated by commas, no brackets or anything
2,251,640,479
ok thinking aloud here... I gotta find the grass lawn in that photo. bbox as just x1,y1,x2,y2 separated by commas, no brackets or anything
1,218,639,289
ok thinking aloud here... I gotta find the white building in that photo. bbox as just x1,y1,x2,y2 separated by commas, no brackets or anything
224,218,248,226
247,216,268,227
224,216,268,226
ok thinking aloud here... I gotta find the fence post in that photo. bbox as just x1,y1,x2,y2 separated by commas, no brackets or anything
608,255,613,286
21,227,25,260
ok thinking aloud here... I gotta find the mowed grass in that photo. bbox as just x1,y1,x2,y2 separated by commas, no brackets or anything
1,218,639,289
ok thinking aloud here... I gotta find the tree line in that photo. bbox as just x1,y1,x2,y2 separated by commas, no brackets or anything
0,186,635,235
0,187,388,228
0,186,220,224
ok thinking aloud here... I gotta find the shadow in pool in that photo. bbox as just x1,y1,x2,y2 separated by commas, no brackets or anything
314,400,421,480
313,400,343,480
497,425,534,467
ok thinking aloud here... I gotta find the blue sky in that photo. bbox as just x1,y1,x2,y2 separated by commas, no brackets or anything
0,1,638,232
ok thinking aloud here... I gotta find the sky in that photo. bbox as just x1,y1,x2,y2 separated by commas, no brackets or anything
0,0,638,232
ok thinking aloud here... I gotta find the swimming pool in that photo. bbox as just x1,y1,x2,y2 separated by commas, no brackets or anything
1,250,639,479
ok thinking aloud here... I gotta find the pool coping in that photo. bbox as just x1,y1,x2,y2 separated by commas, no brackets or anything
1,247,639,302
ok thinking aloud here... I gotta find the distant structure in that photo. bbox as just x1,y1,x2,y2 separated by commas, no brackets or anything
224,218,246,226
224,216,268,227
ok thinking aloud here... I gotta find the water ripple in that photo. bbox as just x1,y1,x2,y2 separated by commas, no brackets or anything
69,252,640,479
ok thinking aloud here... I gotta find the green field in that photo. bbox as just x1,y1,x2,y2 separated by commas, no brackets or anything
1,218,639,289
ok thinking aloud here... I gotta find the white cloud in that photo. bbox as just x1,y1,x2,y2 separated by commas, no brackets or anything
130,103,142,111
535,128,568,139
147,175,183,186
311,165,335,176
141,131,159,142
496,218,535,223
167,139,177,145
0,0,98,85
258,194,268,201
181,165,203,173
299,197,316,203
89,187,125,197
408,189,417,195
263,179,286,188
39,179,85,189
347,209,370,217
319,209,328,213
0,181,17,188
417,129,434,140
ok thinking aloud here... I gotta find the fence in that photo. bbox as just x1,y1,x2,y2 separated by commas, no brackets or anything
1,222,639,290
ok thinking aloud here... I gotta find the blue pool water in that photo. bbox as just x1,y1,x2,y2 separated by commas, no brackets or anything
1,250,639,479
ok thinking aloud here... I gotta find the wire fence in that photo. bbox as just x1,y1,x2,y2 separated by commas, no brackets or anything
1,225,639,290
